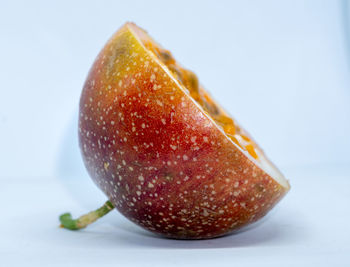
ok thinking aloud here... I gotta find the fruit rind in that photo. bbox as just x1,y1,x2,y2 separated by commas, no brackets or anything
78,22,290,239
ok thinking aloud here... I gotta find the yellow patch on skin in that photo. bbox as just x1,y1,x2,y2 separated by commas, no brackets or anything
104,162,110,171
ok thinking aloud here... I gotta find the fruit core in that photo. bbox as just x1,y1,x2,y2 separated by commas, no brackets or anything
131,25,259,160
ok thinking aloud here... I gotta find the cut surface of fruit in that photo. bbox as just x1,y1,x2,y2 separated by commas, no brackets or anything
130,24,259,161
128,23,288,189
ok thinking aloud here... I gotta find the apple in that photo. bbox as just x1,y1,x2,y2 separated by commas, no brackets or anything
60,22,290,239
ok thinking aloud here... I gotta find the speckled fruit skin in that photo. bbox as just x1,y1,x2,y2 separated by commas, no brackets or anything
79,23,290,239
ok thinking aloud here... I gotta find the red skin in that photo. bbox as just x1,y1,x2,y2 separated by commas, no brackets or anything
78,23,290,239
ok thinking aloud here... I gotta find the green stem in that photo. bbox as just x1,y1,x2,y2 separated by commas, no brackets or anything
59,201,114,230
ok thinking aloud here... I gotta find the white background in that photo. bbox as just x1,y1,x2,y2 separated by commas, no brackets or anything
1,0,349,266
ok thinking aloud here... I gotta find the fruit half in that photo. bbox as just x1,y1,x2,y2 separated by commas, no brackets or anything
60,22,290,239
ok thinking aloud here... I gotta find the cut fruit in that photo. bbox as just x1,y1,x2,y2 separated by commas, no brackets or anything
63,22,290,239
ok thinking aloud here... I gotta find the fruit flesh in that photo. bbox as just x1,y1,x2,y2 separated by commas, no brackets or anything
130,24,288,188
136,32,259,160
78,23,290,239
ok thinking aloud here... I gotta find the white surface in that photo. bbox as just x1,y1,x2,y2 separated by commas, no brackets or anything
1,165,350,266
1,0,350,266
